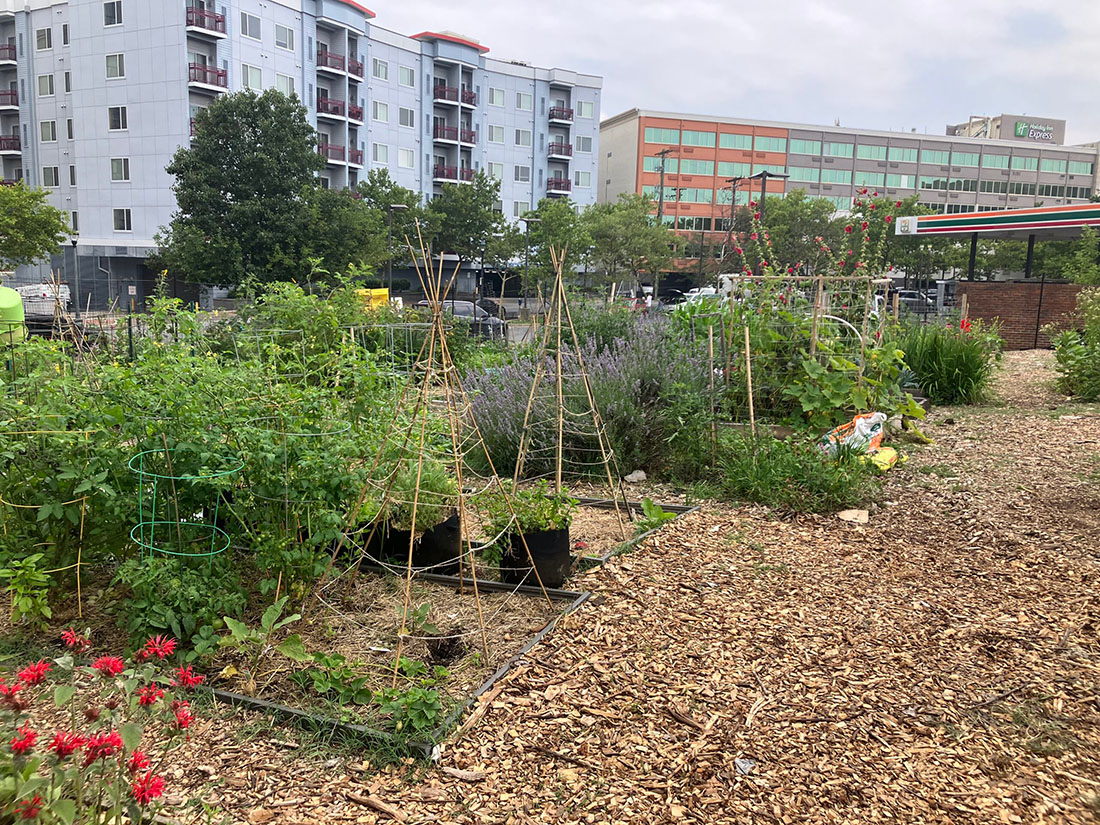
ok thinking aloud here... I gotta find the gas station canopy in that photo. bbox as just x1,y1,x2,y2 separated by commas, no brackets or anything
895,203,1100,242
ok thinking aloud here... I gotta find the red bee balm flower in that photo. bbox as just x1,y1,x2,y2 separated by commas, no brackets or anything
142,635,177,661
17,661,50,686
128,749,151,774
10,724,36,755
83,730,123,766
92,656,125,678
48,731,84,760
61,628,91,652
173,705,195,730
132,771,166,805
138,685,164,707
14,795,43,820
0,680,25,711
172,665,204,689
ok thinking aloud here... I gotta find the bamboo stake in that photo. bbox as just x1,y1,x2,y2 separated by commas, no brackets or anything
707,327,717,459
858,277,874,388
892,292,900,322
810,273,825,356
744,326,756,437
553,251,565,494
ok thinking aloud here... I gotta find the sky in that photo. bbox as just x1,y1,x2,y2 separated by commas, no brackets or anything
370,0,1100,145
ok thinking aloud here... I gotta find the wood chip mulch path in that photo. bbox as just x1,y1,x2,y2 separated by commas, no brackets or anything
164,350,1100,824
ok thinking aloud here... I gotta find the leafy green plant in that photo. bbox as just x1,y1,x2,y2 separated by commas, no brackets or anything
395,603,438,636
386,458,458,533
378,686,444,735
291,652,373,706
481,481,577,538
1049,288,1100,401
0,553,52,630
221,595,312,691
635,498,677,535
894,320,1001,405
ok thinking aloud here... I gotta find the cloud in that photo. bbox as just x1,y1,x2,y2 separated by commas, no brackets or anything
370,0,1100,144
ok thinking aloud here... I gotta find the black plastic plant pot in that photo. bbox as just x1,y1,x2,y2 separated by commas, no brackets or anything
413,513,462,576
500,527,572,589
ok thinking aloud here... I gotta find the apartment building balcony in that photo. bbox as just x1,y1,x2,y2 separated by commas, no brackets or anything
318,142,345,163
433,165,475,183
316,97,346,121
349,148,363,166
185,7,227,39
433,85,460,104
190,118,197,137
460,128,477,146
0,90,17,110
547,177,571,195
433,124,458,143
188,63,227,93
548,141,572,160
347,58,364,79
548,106,574,124
348,103,364,122
461,89,477,107
1,179,21,186
0,44,15,65
316,49,346,75
0,135,20,154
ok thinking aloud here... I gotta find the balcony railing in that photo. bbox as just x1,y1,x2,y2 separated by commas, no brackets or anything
349,148,363,165
548,142,572,157
348,58,364,78
348,104,364,121
1,179,21,186
188,63,227,88
433,85,459,102
0,90,17,106
317,50,345,71
461,89,477,106
549,106,574,122
189,119,197,136
433,164,458,180
185,7,226,34
547,177,572,192
460,167,475,182
0,44,16,61
460,128,477,144
0,136,20,151
433,124,458,141
318,143,345,161
317,97,346,116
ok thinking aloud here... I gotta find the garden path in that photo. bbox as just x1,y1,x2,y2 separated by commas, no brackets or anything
177,351,1100,824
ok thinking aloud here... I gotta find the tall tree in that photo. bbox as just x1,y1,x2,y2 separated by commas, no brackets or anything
1062,227,1100,285
297,187,386,279
155,90,327,285
356,169,434,266
0,183,71,269
526,197,591,292
584,194,677,288
429,171,505,265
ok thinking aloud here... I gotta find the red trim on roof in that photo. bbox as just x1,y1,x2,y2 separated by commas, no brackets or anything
411,31,489,54
332,0,375,17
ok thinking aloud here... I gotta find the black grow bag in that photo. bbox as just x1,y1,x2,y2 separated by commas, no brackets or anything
500,527,572,589
383,514,461,575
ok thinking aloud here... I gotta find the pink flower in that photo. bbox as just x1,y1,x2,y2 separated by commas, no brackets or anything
137,686,164,707
885,215,894,223
61,628,91,652
142,635,177,661
131,771,166,805
48,731,84,760
92,657,125,678
83,730,123,766
750,232,758,241
16,661,49,686
172,665,205,690
14,795,43,820
10,724,36,755
128,749,150,774
733,246,743,255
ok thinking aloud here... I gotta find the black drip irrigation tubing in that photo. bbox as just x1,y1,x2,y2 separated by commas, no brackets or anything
571,496,700,567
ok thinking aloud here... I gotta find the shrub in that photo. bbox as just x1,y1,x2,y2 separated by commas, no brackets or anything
895,320,1001,405
1050,287,1100,400
713,431,880,513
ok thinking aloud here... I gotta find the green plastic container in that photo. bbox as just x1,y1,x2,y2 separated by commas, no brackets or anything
0,285,27,345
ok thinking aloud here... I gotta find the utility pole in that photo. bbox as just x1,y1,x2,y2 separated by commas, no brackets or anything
653,147,676,302
722,176,745,272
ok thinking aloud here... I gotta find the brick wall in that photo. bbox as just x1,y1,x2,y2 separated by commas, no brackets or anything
956,281,1082,350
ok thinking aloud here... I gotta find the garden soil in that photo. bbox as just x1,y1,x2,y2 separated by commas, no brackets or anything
156,351,1100,824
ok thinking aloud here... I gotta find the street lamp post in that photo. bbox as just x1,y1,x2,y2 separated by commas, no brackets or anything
386,203,408,298
521,215,540,319
749,169,789,224
70,236,80,320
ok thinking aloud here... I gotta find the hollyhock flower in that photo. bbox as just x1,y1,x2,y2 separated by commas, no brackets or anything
61,628,91,652
760,259,768,267
861,221,869,231
750,232,758,240
848,249,854,256
137,686,164,707
83,730,123,766
733,246,743,255
48,731,84,760
17,661,49,686
753,211,761,220
172,665,205,689
128,749,151,774
860,188,868,195
10,725,36,755
13,795,43,820
885,215,894,223
844,225,853,234
142,636,177,661
93,656,125,678
749,200,757,208
870,203,877,210
895,201,903,208
132,771,166,805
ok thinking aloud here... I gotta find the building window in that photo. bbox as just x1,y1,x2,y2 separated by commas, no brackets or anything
371,58,388,80
513,201,530,217
856,144,887,161
104,1,123,26
789,139,821,155
515,92,532,111
68,165,76,186
110,157,130,181
888,147,918,163
574,170,591,188
372,143,388,164
42,166,60,187
108,106,127,130
70,211,78,231
399,66,415,88
979,179,1007,193
398,148,414,169
642,185,678,202
113,208,132,231
1069,160,1094,175
951,151,979,167
275,73,295,97
1066,185,1092,199
644,127,679,144
37,74,55,97
680,159,714,175
682,130,716,148
488,125,504,144
275,24,294,51
755,136,786,152
1038,183,1065,197
64,72,71,93
62,24,69,46
886,173,915,188
576,135,592,153
821,169,852,184
753,163,786,176
105,53,125,79
577,101,593,118
678,187,712,204
717,161,750,177
39,121,57,143
1008,181,1036,195
372,101,388,122
982,154,1009,169
399,107,414,128
514,129,532,147
1011,156,1038,171
487,87,504,106
719,133,751,150
918,175,948,190
514,165,531,183
824,142,853,158
242,64,262,90
35,28,52,51
1039,158,1066,174
66,119,74,140
920,149,950,165
948,178,978,192
487,162,503,180
788,166,820,183
945,204,975,214
240,12,261,40
853,171,884,187
644,156,678,173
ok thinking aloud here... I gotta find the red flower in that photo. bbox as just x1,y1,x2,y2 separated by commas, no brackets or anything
895,201,903,208
142,635,177,661
861,221,869,231
860,188,868,195
869,203,877,210
137,686,164,707
844,225,853,234
92,656,125,678
753,211,761,220
132,771,166,805
749,200,757,208
760,259,769,267
61,628,91,652
13,795,43,820
10,724,36,756
0,680,26,711
172,666,205,690
83,706,101,723
83,730,123,766
48,731,84,760
749,232,758,240
16,661,50,686
885,215,894,223
847,250,854,256
733,246,743,255
872,191,879,197
960,317,972,332
128,749,151,774
173,706,195,731
787,267,794,274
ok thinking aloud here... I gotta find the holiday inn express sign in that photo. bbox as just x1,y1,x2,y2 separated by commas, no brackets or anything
1001,113,1066,144
1014,120,1056,142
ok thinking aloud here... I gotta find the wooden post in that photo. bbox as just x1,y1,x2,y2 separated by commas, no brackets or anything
554,256,564,494
960,292,969,321
744,326,756,437
707,326,717,458
892,292,900,322
809,274,825,356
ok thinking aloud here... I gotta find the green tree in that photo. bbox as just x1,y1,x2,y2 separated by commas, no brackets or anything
584,194,677,288
356,169,434,267
751,191,841,273
526,197,591,292
1062,227,1100,285
298,187,385,279
429,171,505,265
155,90,327,285
0,183,71,269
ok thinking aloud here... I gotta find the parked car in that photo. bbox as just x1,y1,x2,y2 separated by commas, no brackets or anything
416,300,509,339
